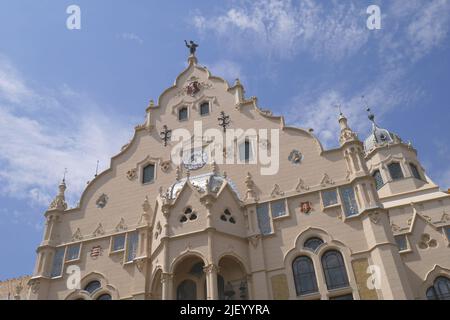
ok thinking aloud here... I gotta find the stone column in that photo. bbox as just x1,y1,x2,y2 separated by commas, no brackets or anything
161,273,174,300
204,264,219,300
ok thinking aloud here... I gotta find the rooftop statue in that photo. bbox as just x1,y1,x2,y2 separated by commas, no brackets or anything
184,40,198,55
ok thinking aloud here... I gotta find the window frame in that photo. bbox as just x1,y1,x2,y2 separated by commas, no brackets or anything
387,162,404,181
199,101,210,116
65,243,82,262
271,199,288,219
339,185,359,217
178,106,188,121
50,246,66,278
292,256,319,296
142,163,156,184
321,250,350,291
110,233,126,254
125,231,139,263
372,169,384,190
321,188,339,209
409,163,422,181
394,234,410,252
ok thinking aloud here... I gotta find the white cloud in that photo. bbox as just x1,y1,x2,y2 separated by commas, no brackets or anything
285,69,422,149
192,0,369,60
206,60,245,84
117,32,144,45
0,57,135,210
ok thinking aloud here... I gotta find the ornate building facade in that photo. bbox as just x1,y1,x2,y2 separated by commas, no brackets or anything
27,50,450,300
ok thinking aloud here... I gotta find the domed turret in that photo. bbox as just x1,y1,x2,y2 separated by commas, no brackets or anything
364,109,401,153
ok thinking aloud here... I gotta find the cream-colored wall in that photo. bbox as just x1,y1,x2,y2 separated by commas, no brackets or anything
28,55,450,300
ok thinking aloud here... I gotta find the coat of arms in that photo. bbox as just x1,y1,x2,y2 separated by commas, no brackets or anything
186,81,200,96
300,201,313,214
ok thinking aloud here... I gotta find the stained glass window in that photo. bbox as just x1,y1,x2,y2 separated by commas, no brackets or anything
321,250,349,290
304,237,324,252
271,200,286,218
340,186,358,217
446,227,450,241
142,164,155,184
394,234,408,251
426,277,450,300
373,170,384,190
409,163,421,180
66,243,81,261
84,281,101,294
388,163,404,180
126,231,139,262
50,247,65,278
322,189,338,207
292,256,318,296
256,203,272,235
112,234,126,252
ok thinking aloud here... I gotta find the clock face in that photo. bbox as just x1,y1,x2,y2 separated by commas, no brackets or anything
182,149,208,170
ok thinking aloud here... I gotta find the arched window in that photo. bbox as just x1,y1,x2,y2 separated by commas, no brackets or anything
177,280,197,300
321,250,349,290
84,281,101,294
179,107,188,121
292,256,318,296
372,170,384,190
388,163,404,180
304,237,324,252
97,294,112,300
142,164,155,184
426,277,450,300
200,102,210,116
409,163,422,180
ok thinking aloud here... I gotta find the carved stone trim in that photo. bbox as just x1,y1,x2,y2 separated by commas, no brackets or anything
271,184,284,198
92,223,105,237
126,168,137,181
72,228,83,241
320,173,335,187
248,234,261,248
115,218,127,232
295,178,309,192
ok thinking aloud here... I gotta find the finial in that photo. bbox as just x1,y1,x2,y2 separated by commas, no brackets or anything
148,99,155,108
367,108,375,122
186,169,190,180
211,160,218,175
95,160,99,177
234,78,242,86
62,168,68,184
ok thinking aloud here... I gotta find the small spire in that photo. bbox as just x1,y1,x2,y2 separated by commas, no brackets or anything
148,99,155,108
95,160,99,177
49,173,68,211
367,108,376,123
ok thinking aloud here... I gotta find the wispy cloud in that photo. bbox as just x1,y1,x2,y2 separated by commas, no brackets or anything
206,60,245,84
192,0,450,64
117,32,144,45
0,56,134,210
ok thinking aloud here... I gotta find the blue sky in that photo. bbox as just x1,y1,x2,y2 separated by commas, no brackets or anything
0,0,449,280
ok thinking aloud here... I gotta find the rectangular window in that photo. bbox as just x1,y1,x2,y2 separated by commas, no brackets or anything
373,170,384,190
239,140,253,163
126,231,139,262
142,164,155,184
322,189,338,207
271,200,286,218
256,203,272,235
112,234,126,252
178,107,188,121
410,163,422,180
50,247,65,278
388,163,404,180
340,186,359,217
394,234,408,251
200,102,209,116
65,243,81,261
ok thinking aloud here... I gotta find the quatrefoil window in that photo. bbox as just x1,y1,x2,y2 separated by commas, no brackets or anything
220,209,236,224
180,207,197,223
